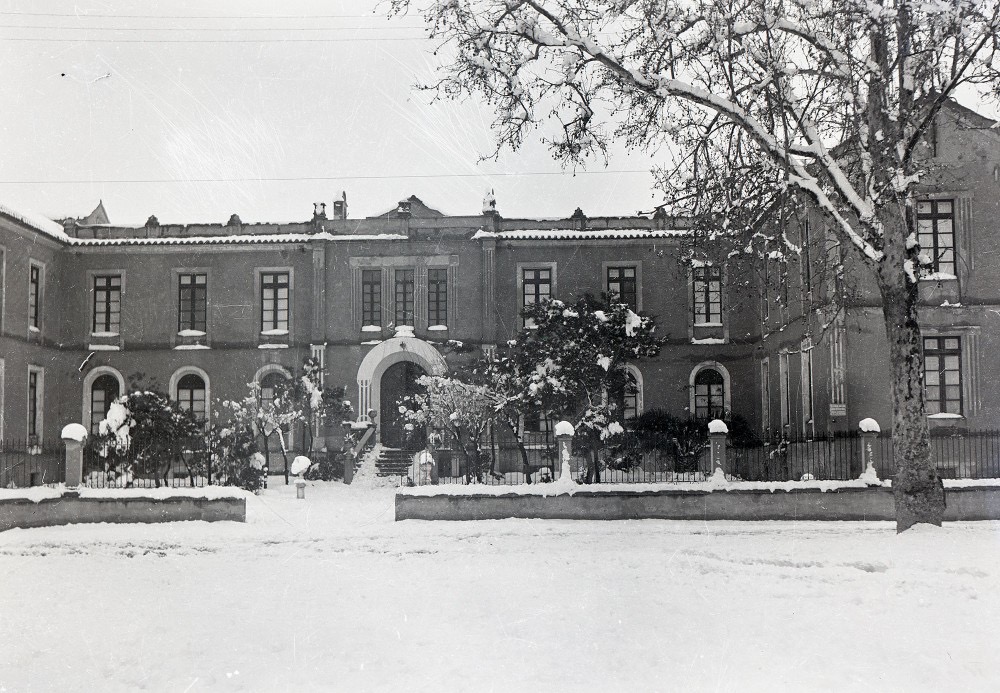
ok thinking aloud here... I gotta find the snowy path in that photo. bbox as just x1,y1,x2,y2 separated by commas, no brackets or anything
0,483,997,692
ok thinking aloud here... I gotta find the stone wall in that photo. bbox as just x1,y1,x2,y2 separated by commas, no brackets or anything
395,486,1000,522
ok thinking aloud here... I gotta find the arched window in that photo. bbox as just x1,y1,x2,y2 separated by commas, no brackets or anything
90,374,120,434
694,368,725,419
622,367,642,421
259,371,289,410
177,373,207,421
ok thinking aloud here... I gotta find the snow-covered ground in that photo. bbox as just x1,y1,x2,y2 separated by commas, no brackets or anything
1,483,998,692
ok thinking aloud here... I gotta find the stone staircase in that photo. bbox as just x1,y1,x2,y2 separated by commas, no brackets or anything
376,447,415,477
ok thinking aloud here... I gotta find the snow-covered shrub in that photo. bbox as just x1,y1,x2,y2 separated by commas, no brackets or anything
203,421,265,493
89,390,204,488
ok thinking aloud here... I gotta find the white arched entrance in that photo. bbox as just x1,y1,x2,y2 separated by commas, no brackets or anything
356,331,447,438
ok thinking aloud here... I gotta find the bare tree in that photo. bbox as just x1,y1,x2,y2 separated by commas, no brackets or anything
391,0,1000,530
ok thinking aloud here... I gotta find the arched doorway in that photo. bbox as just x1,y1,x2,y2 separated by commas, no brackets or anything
379,361,427,449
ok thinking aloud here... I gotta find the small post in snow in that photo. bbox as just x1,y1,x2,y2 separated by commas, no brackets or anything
554,420,575,481
60,423,88,490
858,418,881,482
291,456,311,499
707,419,729,478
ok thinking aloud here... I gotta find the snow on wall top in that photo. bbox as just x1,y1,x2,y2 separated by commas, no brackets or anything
0,202,69,241
472,228,689,241
69,232,409,247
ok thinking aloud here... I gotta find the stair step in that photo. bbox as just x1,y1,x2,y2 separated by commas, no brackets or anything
375,448,419,477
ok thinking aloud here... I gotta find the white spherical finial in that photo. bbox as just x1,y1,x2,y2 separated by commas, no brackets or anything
858,418,881,434
554,420,575,437
708,419,729,434
60,423,88,442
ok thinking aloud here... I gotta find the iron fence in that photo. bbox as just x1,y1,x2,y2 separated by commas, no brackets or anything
0,439,65,488
415,429,1000,485
82,437,211,488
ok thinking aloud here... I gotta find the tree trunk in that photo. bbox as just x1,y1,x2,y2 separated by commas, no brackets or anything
878,230,946,532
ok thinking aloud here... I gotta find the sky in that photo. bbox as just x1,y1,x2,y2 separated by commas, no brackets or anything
0,0,663,225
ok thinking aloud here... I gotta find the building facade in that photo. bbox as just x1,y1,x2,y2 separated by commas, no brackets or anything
1,102,998,462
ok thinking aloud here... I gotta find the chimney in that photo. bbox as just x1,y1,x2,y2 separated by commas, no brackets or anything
312,202,327,221
570,207,586,231
332,191,348,220
396,199,412,218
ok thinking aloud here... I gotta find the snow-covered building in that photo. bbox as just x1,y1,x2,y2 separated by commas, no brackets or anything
0,193,761,453
759,100,1000,440
1,101,998,459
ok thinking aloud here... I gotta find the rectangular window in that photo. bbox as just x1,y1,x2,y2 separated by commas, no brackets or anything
917,200,956,277
801,219,812,298
523,411,553,436
760,358,770,433
362,269,382,326
924,336,962,414
778,352,790,430
394,269,415,326
522,267,552,327
27,367,42,440
0,247,5,333
800,345,814,437
260,272,290,332
693,266,722,324
428,268,448,326
28,263,40,330
606,266,637,310
178,273,207,333
92,275,122,334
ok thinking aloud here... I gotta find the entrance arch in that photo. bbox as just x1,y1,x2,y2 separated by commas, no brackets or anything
380,361,428,448
355,332,447,445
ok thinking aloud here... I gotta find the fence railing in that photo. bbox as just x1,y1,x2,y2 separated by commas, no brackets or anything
0,439,65,488
82,438,211,488
418,430,1000,485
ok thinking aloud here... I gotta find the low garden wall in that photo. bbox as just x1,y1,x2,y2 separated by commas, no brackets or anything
395,484,1000,522
0,488,247,532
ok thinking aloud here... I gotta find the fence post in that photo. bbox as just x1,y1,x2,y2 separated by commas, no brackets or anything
554,420,575,480
708,419,728,476
61,423,88,489
858,418,880,479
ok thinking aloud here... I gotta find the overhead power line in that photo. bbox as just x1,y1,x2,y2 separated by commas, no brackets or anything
0,10,391,19
0,24,425,32
0,36,425,43
0,170,653,185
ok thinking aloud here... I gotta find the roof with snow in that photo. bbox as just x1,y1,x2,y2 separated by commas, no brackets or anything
473,228,689,241
70,232,409,247
0,201,70,241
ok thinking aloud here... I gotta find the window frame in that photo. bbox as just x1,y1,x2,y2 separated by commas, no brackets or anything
394,268,415,327
517,262,556,329
0,244,6,335
916,199,956,277
89,373,121,435
27,365,44,441
427,267,449,327
689,361,731,421
256,268,293,337
177,272,208,334
692,264,723,325
91,273,123,335
923,336,963,415
28,259,44,332
603,262,641,311
361,268,383,327
169,366,211,422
